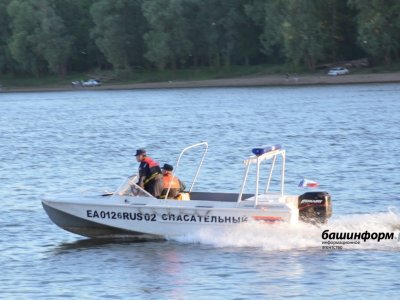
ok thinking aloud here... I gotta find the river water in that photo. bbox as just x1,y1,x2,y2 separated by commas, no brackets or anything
1,84,400,299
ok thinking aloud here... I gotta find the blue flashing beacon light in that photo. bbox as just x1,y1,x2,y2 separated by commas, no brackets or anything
252,144,282,156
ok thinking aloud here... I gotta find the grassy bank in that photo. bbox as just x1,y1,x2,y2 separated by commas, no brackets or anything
0,64,301,89
1,63,399,91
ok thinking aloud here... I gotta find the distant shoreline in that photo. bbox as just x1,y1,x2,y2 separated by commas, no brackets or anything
1,72,399,93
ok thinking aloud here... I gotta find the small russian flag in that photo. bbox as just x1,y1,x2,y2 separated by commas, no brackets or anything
298,178,320,188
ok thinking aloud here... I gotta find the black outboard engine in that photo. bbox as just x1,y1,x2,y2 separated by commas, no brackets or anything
298,192,332,224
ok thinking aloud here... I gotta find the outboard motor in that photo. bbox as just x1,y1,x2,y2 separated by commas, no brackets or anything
298,192,332,224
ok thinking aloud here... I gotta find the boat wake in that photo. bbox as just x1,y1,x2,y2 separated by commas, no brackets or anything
173,207,400,251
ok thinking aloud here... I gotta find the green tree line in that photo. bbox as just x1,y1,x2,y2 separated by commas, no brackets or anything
0,0,399,77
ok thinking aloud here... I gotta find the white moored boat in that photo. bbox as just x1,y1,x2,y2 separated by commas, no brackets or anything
42,142,332,239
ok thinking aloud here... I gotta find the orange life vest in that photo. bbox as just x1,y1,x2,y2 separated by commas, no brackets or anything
142,156,159,168
163,173,180,189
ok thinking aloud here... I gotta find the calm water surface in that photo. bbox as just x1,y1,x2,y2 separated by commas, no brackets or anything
1,84,400,299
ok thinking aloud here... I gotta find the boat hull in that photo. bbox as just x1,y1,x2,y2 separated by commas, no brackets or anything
42,193,297,239
42,201,161,239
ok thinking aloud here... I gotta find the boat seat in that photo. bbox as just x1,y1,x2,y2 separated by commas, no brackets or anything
178,192,190,201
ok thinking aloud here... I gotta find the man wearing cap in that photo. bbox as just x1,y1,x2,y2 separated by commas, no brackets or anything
135,149,163,197
160,163,186,199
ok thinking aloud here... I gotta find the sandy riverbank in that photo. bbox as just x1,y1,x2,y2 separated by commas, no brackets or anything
1,72,399,93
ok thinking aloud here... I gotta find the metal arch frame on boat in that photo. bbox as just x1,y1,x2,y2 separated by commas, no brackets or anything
165,141,208,200
237,148,286,207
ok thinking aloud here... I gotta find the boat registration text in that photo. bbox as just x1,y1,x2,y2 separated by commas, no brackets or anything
86,210,248,223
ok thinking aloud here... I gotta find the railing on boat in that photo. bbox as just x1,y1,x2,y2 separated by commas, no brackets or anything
237,147,286,207
165,142,208,199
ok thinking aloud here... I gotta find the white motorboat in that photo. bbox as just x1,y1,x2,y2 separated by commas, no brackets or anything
42,142,332,239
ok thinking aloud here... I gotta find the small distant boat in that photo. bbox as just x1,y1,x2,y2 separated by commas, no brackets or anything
42,142,332,239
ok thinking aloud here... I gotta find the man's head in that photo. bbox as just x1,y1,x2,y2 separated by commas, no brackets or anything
161,163,173,174
135,149,146,162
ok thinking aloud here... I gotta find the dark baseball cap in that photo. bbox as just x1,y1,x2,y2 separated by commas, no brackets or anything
135,149,146,156
161,163,173,171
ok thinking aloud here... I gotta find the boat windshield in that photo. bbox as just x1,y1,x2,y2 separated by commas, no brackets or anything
115,175,154,198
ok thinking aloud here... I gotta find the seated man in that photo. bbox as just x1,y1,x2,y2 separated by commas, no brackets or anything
160,164,186,199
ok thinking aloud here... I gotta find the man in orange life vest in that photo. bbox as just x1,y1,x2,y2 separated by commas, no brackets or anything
160,163,186,199
135,149,163,197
